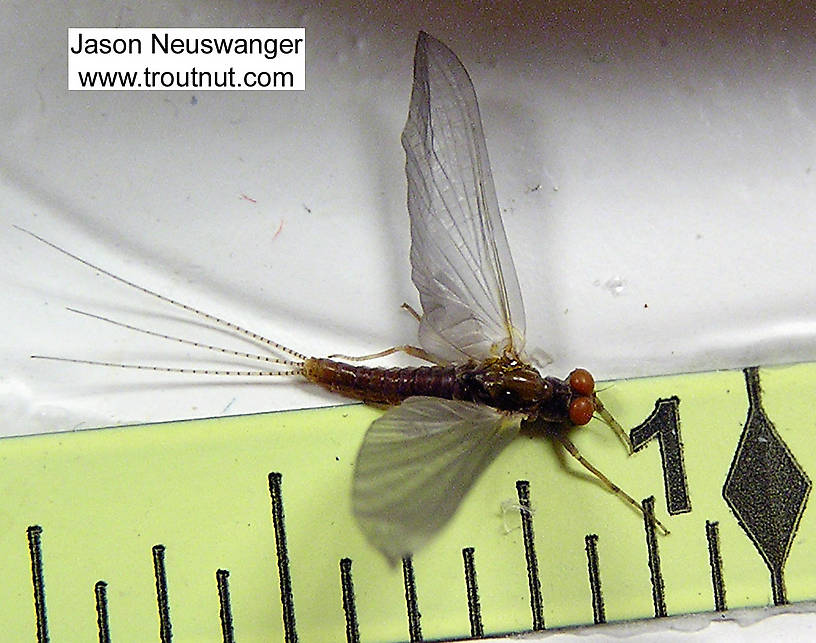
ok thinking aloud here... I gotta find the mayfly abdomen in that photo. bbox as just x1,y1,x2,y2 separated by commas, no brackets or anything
302,357,461,405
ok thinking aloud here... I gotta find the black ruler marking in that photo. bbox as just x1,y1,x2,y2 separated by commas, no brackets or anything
630,397,691,515
268,472,298,642
216,569,235,643
339,558,360,643
705,520,726,612
584,534,605,624
723,367,811,607
152,544,172,642
516,480,545,631
402,556,423,642
95,580,110,643
27,525,49,643
642,497,666,617
461,547,483,637
771,568,786,606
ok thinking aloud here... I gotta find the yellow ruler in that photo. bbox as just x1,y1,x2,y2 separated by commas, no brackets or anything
2,363,814,641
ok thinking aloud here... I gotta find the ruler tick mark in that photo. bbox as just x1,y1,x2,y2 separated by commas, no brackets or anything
268,472,298,642
216,569,234,643
339,558,360,643
642,497,667,617
152,544,172,642
27,525,49,643
461,547,484,637
584,534,605,624
516,480,545,631
402,556,423,642
705,521,726,611
95,580,110,643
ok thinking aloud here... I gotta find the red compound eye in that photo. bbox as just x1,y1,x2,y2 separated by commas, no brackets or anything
569,396,595,426
569,368,595,397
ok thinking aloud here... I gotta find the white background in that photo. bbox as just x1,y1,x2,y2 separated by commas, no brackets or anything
1,2,815,641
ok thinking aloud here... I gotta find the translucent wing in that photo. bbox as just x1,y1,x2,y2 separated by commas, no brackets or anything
402,32,526,362
352,396,522,562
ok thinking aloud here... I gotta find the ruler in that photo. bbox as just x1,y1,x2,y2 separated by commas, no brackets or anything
2,362,814,641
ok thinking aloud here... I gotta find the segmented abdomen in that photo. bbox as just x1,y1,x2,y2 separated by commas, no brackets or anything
302,357,461,405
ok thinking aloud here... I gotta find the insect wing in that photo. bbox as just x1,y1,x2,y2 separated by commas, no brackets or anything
402,32,526,362
352,396,522,562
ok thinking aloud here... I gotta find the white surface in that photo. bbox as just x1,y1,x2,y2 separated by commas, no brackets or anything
484,602,816,641
1,2,815,640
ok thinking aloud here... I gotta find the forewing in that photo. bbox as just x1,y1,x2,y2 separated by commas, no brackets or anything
402,32,526,362
352,396,522,563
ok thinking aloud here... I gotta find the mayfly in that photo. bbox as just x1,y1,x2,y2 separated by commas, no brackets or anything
22,32,667,562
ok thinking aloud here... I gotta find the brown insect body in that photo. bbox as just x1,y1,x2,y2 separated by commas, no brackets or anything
303,356,584,424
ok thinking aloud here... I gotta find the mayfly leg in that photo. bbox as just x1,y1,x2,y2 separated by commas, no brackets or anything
329,344,443,365
593,396,634,455
326,300,447,365
555,433,670,535
400,302,422,322
328,302,442,364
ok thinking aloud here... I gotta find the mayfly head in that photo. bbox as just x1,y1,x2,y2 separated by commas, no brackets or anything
524,367,597,428
566,368,596,426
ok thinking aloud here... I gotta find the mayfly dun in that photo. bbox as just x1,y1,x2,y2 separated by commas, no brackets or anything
21,32,668,562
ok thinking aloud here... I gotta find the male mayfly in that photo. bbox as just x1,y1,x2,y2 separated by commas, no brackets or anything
22,32,667,562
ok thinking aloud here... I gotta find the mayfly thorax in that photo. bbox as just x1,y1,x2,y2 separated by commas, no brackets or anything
21,31,668,562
